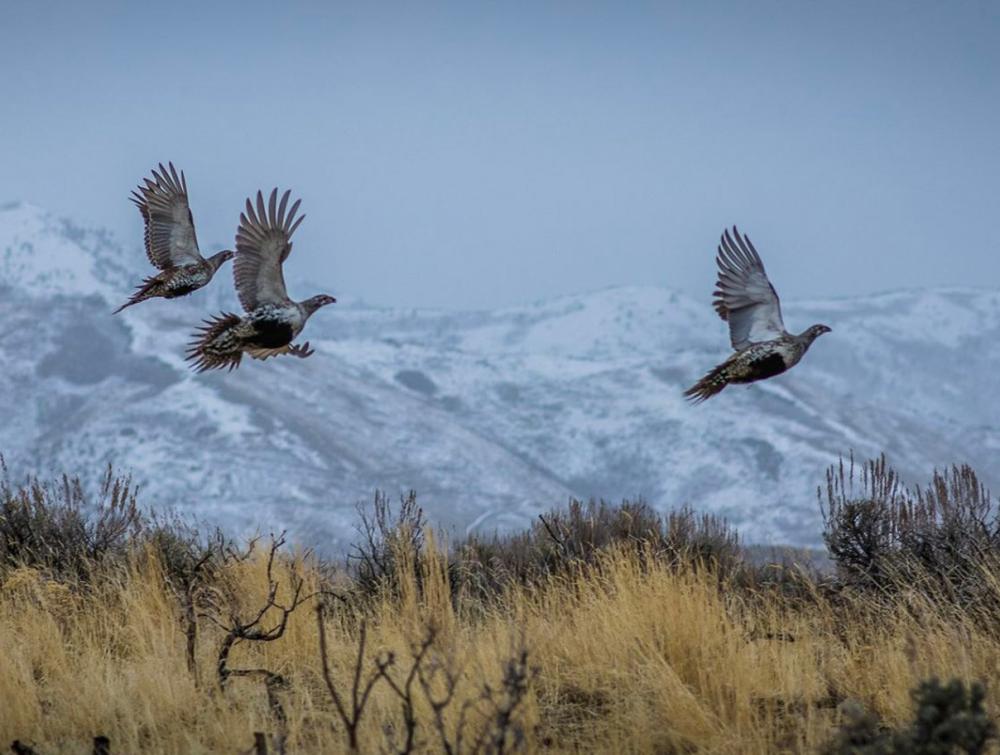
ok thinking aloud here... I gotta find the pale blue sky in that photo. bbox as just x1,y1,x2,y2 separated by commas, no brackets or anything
1,1,998,308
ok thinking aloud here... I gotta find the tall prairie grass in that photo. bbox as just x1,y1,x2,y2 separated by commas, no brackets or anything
2,461,999,753
1,538,999,752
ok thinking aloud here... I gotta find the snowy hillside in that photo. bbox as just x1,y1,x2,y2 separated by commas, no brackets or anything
1,202,998,548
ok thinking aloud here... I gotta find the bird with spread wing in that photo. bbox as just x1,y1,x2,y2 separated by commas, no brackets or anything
186,189,336,372
684,226,831,403
115,163,234,313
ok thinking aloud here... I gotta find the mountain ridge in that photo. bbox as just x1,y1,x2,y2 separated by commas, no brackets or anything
1,203,997,549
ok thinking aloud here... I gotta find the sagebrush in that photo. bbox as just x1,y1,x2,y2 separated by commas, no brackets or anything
1,456,999,753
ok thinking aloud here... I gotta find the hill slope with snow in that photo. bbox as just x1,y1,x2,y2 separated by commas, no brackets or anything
1,202,997,547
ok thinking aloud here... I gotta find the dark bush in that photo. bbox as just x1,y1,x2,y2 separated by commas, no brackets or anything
907,678,995,754
822,699,891,755
347,490,426,600
0,460,217,591
345,493,743,606
823,678,995,754
454,498,742,604
821,454,1000,616
0,461,142,580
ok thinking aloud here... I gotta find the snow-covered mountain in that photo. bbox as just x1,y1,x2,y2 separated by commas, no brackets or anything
1,201,998,548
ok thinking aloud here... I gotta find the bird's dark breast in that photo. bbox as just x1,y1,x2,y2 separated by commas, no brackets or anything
164,283,199,298
733,352,788,383
249,319,295,348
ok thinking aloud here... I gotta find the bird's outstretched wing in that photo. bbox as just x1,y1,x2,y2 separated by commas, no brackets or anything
130,162,203,269
712,226,786,350
233,189,304,311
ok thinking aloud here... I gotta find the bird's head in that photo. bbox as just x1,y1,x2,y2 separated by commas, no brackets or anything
303,293,337,315
803,323,832,342
209,250,236,270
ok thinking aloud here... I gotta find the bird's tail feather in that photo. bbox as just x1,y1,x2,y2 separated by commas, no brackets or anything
683,362,730,404
112,299,138,315
112,277,159,314
186,312,244,373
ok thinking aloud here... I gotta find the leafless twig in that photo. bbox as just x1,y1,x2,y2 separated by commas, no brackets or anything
203,532,312,751
316,606,386,753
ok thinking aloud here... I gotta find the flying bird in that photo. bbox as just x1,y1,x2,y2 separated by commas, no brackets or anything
684,227,831,403
115,163,234,313
186,189,336,372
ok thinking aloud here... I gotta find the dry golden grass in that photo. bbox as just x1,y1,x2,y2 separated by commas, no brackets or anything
2,538,1000,754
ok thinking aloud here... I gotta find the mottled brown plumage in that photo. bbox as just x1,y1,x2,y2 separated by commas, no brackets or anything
685,227,831,403
115,163,233,313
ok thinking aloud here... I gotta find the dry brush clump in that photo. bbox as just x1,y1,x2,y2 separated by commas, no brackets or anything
348,494,746,609
0,460,143,581
821,453,1000,626
1,461,1000,753
822,677,995,755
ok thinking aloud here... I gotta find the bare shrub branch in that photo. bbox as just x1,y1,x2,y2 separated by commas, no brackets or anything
205,532,312,748
316,606,386,752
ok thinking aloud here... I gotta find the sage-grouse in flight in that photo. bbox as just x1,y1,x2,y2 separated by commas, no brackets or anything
115,163,234,313
684,226,831,403
186,189,336,372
